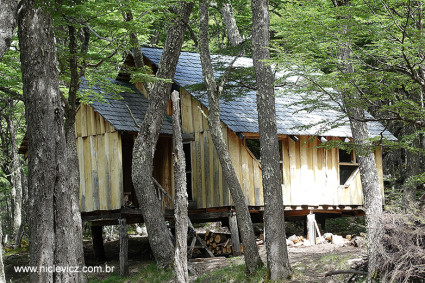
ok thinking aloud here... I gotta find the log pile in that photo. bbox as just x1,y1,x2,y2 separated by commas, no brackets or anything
195,230,238,256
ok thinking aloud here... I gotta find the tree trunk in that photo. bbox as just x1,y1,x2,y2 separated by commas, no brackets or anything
339,33,383,281
251,0,291,280
5,99,23,249
220,0,243,47
123,9,145,70
172,90,189,283
0,0,18,60
59,25,87,283
18,1,85,282
348,108,383,280
131,1,193,269
402,123,422,206
0,217,5,283
198,0,262,273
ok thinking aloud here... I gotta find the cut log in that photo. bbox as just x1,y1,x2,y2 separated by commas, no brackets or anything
223,238,230,247
215,234,227,243
226,245,232,253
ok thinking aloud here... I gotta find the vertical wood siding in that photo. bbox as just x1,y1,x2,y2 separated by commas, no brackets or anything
75,91,386,211
76,104,123,212
180,89,384,208
180,90,263,207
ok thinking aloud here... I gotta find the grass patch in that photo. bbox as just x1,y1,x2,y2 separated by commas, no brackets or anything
4,246,29,257
194,264,268,283
88,263,173,283
319,254,352,269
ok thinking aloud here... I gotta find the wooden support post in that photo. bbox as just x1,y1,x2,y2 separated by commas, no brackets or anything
307,213,316,245
187,235,197,259
119,218,129,276
228,212,241,256
91,225,106,262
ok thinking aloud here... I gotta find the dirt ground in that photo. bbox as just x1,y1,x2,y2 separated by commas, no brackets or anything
85,235,365,282
4,235,365,282
190,241,365,282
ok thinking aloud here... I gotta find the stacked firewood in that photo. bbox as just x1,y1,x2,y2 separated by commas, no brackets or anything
201,230,235,256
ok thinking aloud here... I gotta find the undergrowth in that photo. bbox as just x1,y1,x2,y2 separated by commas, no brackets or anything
193,264,268,283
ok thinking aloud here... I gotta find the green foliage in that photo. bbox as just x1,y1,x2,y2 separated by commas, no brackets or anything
0,46,22,97
274,0,425,117
270,0,425,196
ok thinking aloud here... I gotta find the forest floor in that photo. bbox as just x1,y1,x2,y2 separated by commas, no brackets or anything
3,235,365,282
3,217,367,282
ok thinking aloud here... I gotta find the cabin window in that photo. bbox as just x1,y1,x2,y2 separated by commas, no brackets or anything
183,142,193,200
246,139,261,160
338,148,358,185
246,139,284,185
279,141,284,185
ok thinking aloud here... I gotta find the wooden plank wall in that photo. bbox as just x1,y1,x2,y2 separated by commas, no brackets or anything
153,137,174,210
180,89,385,209
281,136,384,206
76,104,123,212
180,90,263,208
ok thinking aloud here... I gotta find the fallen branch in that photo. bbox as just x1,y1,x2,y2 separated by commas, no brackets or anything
325,270,367,277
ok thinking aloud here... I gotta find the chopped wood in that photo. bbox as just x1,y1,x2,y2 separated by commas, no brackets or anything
193,232,235,257
226,246,232,253
215,234,225,243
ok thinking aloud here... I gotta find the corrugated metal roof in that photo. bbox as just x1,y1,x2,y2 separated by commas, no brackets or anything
142,47,396,140
80,78,173,135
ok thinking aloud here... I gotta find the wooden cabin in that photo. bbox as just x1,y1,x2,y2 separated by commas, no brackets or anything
75,47,396,226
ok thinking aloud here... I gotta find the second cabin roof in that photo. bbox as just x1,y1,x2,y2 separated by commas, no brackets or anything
80,78,173,135
141,47,396,140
